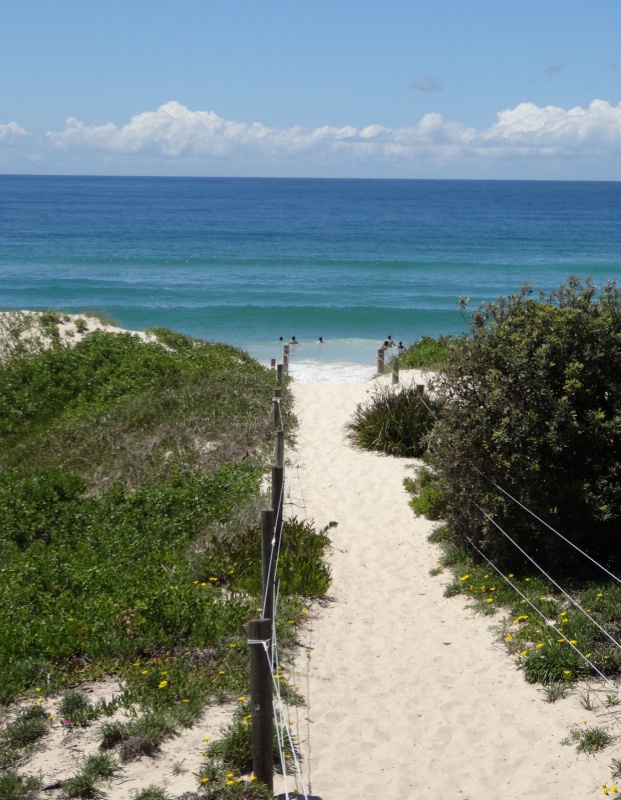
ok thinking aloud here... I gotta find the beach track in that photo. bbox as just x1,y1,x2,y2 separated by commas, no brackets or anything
285,379,604,800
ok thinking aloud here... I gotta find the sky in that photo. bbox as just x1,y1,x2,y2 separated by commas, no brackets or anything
2,0,621,180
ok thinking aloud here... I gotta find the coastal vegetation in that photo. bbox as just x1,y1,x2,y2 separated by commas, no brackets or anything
352,279,621,759
0,314,330,797
346,384,437,457
396,334,453,370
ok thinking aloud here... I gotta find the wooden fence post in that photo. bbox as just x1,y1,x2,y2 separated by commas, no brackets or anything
392,358,400,384
276,363,283,386
275,429,285,469
270,358,276,369
249,618,273,791
261,508,275,623
271,465,284,557
273,389,282,428
377,348,385,374
416,383,425,394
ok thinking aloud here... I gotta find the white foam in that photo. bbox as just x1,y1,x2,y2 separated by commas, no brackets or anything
288,359,376,384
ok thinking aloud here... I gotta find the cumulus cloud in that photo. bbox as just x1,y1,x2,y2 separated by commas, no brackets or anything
4,98,621,177
0,121,27,142
409,75,444,93
42,99,621,162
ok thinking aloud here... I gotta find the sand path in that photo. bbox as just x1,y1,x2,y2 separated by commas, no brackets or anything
285,379,606,800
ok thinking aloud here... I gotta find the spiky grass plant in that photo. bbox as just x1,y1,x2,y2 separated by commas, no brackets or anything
346,385,438,457
562,726,614,754
0,770,42,799
61,753,120,799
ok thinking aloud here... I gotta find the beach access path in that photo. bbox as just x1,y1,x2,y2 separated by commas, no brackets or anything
284,374,605,800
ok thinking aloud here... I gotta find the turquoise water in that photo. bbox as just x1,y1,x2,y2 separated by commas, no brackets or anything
2,176,621,378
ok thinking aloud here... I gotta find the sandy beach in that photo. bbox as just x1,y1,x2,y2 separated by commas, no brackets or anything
282,375,609,800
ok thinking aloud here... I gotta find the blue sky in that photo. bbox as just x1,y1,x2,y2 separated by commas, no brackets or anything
2,0,621,179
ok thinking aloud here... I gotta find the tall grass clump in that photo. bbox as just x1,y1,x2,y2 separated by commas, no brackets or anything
346,385,438,457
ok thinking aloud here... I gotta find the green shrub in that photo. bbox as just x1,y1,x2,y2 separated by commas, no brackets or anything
405,468,446,520
426,278,621,572
346,385,438,457
399,335,453,369
205,517,333,599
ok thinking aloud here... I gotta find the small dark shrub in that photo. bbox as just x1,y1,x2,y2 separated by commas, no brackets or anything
3,705,49,749
347,385,438,457
0,769,42,799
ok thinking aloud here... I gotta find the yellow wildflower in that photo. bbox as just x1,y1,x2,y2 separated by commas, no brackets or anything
505,635,513,641
520,650,528,656
460,574,470,581
536,643,544,649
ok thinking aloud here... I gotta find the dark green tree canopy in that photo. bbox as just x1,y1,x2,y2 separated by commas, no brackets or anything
429,277,621,573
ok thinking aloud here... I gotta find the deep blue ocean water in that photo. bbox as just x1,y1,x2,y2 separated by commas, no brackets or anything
2,175,621,379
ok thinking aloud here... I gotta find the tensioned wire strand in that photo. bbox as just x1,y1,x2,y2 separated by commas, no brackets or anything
405,384,621,686
472,501,621,655
414,383,621,588
464,534,619,693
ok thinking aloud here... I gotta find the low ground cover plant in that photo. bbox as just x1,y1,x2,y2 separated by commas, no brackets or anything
0,318,330,795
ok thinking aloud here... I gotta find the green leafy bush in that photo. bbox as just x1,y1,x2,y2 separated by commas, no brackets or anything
398,335,453,369
347,385,438,457
426,278,621,572
405,468,446,520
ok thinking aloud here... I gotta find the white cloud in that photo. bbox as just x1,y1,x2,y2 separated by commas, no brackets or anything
0,121,27,142
4,99,621,177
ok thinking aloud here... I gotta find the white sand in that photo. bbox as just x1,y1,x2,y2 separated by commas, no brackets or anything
283,376,610,800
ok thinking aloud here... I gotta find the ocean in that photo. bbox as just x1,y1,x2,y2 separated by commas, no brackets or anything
1,175,621,381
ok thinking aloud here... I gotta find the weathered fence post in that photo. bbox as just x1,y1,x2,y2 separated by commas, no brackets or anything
377,348,385,374
276,363,283,386
272,389,282,427
261,508,276,622
271,465,284,554
392,358,400,384
248,618,273,791
283,346,289,374
416,383,425,395
275,429,285,469
270,358,276,369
